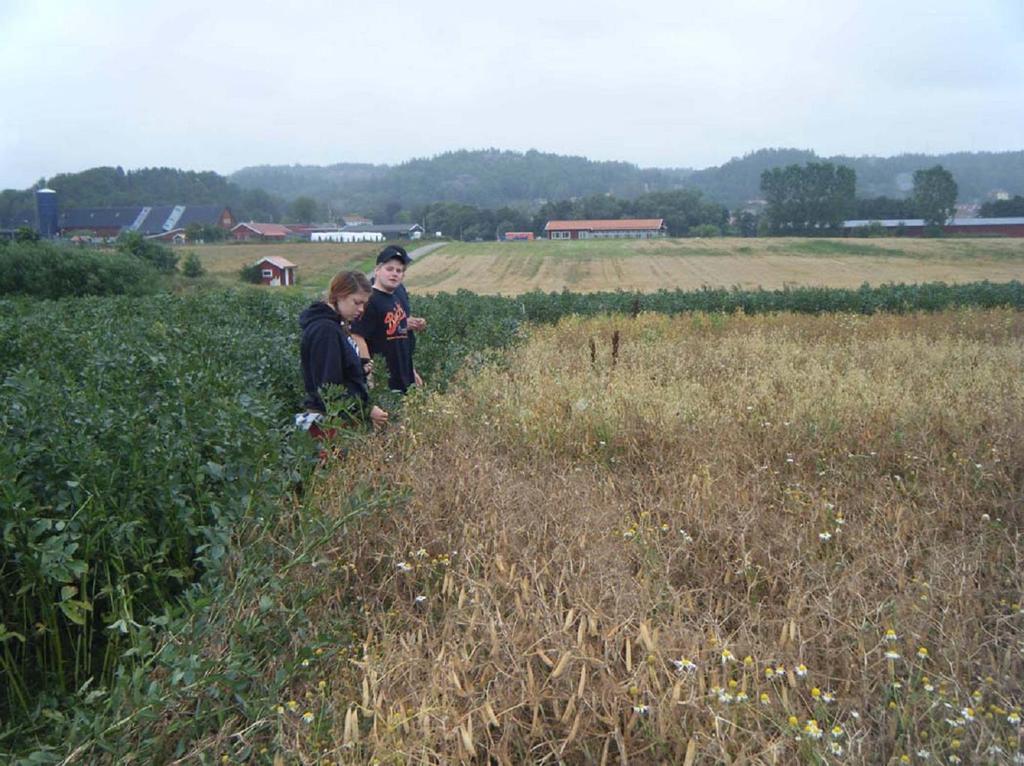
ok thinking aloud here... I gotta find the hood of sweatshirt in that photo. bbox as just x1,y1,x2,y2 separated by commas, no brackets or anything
299,301,341,331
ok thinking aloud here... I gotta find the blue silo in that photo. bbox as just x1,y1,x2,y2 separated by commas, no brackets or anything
35,188,59,238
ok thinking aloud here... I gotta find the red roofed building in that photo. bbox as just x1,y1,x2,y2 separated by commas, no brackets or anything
255,256,297,286
232,222,293,241
544,219,667,240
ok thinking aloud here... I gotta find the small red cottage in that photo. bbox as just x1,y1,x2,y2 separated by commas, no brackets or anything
232,222,293,241
255,256,297,286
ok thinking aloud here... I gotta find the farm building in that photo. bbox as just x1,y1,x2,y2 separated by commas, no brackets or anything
503,231,535,241
341,223,423,240
286,224,342,239
254,256,297,286
59,205,235,239
232,222,293,241
544,219,667,240
312,230,384,243
146,228,187,244
842,217,1024,237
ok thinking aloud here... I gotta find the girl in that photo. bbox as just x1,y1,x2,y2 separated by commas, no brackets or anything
298,270,388,435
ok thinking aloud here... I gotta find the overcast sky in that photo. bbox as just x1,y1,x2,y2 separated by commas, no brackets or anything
1,0,1022,189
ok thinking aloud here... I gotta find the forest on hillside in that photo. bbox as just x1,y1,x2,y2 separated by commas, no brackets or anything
231,148,1024,212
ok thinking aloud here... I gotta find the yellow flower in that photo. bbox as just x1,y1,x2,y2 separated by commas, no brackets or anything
759,692,770,705
795,663,808,678
1007,710,1021,725
811,687,821,699
899,756,910,764
286,700,299,712
916,646,928,659
788,715,799,727
721,648,735,664
743,655,754,668
884,628,898,642
302,711,315,724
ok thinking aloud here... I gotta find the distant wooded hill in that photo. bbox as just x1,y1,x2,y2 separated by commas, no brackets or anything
3,148,1022,228
0,167,283,229
230,148,1024,212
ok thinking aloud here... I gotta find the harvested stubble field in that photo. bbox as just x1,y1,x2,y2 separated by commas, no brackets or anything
287,309,1024,764
404,238,1024,295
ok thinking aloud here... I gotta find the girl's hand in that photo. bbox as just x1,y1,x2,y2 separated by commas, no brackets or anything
370,405,389,428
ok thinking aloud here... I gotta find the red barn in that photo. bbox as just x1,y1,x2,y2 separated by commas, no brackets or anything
255,256,296,286
544,219,667,240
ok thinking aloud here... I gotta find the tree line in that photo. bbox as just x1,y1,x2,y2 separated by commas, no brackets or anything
414,188,731,240
760,163,958,235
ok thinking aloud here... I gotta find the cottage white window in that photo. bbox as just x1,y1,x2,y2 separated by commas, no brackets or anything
261,269,274,278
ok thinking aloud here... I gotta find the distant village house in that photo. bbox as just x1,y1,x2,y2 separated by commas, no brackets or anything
340,223,424,241
231,222,292,241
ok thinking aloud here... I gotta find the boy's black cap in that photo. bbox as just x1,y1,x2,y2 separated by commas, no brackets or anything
376,245,410,265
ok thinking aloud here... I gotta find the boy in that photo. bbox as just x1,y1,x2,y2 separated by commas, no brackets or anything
351,245,425,392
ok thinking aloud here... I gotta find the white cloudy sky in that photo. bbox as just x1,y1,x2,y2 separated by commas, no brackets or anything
1,0,1021,189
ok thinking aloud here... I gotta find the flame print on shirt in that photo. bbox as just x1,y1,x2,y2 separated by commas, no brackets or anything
383,303,408,339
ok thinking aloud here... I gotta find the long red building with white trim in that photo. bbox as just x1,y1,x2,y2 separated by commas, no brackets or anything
544,219,667,240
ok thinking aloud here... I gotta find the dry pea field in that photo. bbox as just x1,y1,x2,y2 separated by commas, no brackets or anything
403,238,1024,295
277,308,1024,764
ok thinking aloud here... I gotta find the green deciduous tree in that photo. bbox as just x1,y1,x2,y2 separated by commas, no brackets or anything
979,195,1024,217
287,196,319,224
760,162,856,234
117,231,179,272
182,252,205,278
912,165,957,230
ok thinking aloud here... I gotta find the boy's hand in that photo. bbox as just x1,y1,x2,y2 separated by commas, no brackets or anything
408,316,427,332
413,370,423,387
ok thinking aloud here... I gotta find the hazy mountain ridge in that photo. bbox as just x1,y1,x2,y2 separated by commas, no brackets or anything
231,148,1024,212
3,148,1022,229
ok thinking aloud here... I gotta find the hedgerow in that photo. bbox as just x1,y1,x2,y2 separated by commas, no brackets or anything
0,241,160,298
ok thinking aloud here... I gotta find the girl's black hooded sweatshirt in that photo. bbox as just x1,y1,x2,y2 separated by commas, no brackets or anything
299,302,369,413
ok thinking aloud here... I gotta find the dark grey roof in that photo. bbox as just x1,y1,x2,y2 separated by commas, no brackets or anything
60,207,145,230
176,205,232,227
136,206,177,235
341,223,423,234
60,205,232,234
